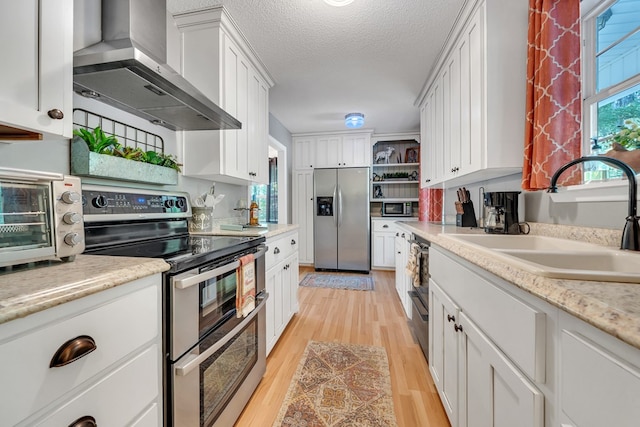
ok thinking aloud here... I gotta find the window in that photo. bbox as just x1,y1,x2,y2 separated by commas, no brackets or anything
583,0,640,180
250,157,278,224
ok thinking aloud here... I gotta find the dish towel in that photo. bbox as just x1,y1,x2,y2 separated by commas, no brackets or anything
405,243,421,288
236,254,256,318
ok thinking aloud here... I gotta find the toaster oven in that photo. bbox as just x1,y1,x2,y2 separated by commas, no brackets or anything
0,167,85,268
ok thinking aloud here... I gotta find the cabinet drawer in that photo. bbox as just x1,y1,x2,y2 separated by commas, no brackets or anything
0,282,159,426
430,248,546,382
372,219,400,233
266,232,298,268
30,344,160,426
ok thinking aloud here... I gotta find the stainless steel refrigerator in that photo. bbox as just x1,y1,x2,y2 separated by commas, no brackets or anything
313,167,370,272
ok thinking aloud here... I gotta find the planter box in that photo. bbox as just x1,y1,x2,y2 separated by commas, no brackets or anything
71,138,178,185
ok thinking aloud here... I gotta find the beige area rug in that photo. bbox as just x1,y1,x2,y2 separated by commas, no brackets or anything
273,341,398,426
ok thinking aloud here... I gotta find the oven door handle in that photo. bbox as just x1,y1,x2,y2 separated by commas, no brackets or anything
174,292,269,377
173,245,268,290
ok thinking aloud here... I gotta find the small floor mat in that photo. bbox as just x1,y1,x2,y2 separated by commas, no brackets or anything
299,273,374,291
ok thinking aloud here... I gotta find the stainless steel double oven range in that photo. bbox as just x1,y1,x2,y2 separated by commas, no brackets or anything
81,184,267,427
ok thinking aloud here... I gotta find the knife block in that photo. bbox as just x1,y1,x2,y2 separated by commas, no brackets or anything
456,202,478,228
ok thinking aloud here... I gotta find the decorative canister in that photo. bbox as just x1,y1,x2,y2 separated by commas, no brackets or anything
189,207,213,232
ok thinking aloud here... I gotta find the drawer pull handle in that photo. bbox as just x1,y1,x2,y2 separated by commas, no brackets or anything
50,335,97,368
47,108,64,120
382,224,389,228
291,239,296,245
274,247,280,254
454,324,463,333
447,315,455,323
68,415,97,427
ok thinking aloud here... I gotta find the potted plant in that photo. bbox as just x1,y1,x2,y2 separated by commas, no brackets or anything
71,126,181,185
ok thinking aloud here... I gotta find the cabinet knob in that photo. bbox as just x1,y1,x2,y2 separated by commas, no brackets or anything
50,335,97,368
47,108,64,120
425,179,431,183
383,224,389,228
447,314,455,323
291,239,296,245
68,415,97,427
454,324,463,332
274,247,280,254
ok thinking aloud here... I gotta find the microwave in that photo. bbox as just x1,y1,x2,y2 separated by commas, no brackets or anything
381,202,413,217
0,167,85,268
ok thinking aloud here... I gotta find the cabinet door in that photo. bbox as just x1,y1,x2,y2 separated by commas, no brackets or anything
222,36,250,180
459,5,483,176
420,105,431,187
373,231,396,269
293,138,315,169
0,0,72,140
448,51,461,179
265,266,277,355
341,134,371,167
288,253,300,315
560,328,640,427
315,136,341,168
247,71,269,184
431,83,445,183
459,312,543,427
430,281,460,427
293,171,314,264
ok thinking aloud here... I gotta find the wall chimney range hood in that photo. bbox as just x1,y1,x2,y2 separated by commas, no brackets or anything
73,0,241,131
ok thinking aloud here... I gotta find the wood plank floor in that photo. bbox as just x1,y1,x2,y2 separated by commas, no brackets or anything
235,266,450,427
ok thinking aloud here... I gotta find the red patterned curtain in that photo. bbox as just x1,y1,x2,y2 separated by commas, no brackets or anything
419,188,443,222
522,0,582,190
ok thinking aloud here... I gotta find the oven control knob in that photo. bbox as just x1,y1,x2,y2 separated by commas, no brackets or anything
62,212,82,225
64,232,82,246
175,198,186,210
61,191,81,204
92,195,108,208
164,199,175,209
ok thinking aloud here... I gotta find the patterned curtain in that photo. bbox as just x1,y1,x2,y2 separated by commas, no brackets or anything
419,188,443,222
522,0,582,190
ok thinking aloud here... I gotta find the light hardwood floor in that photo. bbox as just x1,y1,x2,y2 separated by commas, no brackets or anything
235,266,450,427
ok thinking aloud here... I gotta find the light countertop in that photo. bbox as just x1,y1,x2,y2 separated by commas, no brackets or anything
0,255,169,325
397,221,640,350
190,223,299,239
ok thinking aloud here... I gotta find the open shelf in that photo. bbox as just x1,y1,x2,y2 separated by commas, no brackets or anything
372,162,419,168
371,198,419,202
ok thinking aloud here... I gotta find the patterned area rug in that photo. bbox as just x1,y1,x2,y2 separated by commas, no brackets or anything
299,273,374,291
273,341,397,427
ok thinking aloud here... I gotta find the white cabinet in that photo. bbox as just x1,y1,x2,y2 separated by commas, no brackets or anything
430,282,460,426
419,0,527,187
394,230,413,319
0,274,162,426
174,8,273,185
292,132,372,170
0,0,73,141
559,311,640,427
265,231,300,355
293,170,314,265
372,219,400,269
429,247,545,427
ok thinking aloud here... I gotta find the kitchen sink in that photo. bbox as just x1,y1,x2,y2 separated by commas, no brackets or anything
441,233,608,252
498,250,640,283
439,233,640,283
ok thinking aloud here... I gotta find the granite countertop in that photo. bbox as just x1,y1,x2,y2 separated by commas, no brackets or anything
397,221,640,350
0,255,169,326
191,223,299,239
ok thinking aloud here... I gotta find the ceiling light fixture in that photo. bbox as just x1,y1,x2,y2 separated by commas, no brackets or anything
323,0,355,7
345,112,364,129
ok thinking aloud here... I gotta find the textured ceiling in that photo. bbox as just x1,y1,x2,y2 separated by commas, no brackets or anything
168,0,466,135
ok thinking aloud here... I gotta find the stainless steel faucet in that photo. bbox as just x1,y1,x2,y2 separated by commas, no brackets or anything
547,156,639,251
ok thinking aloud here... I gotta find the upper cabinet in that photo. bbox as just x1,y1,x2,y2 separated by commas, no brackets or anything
173,7,273,185
419,0,528,188
0,0,73,141
292,132,372,170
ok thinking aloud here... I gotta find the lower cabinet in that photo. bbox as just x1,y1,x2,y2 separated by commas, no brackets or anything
0,274,162,426
559,311,640,427
265,230,300,355
429,247,545,427
394,230,412,318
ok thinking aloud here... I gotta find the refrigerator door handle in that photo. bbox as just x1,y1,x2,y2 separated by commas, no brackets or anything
332,185,338,226
337,185,343,227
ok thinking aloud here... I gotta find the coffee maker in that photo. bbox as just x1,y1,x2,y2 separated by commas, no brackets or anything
483,191,521,234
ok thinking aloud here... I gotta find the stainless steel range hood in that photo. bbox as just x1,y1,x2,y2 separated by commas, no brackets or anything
73,0,240,131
